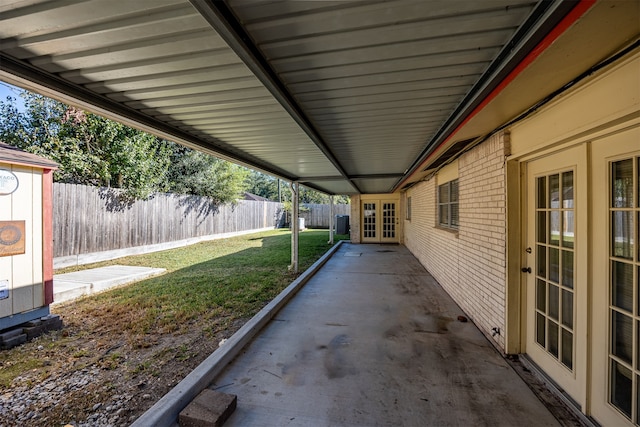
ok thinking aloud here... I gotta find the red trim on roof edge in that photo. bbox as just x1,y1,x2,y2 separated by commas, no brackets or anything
401,0,597,188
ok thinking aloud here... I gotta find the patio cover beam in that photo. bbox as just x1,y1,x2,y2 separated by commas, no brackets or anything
290,182,299,274
328,195,335,245
187,0,360,195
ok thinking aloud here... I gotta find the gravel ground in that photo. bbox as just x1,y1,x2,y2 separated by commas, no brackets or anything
1,365,132,426
0,319,243,427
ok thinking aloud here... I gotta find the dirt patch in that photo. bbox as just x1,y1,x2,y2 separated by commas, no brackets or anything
0,301,248,426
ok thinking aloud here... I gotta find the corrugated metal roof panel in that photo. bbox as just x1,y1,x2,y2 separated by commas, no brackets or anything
3,1,628,195
227,0,541,189
0,0,351,194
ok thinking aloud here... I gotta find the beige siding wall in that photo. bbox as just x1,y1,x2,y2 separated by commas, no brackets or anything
350,195,361,243
404,132,508,350
0,163,44,316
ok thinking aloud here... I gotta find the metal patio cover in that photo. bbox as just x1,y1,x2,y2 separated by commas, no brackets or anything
0,1,635,195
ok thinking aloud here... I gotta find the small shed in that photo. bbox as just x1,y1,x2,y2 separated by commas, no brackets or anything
0,143,58,330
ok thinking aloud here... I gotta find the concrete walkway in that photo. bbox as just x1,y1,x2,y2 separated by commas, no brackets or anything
53,265,165,304
205,243,561,426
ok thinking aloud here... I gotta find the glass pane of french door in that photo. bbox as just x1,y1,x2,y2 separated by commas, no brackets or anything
535,170,575,370
608,156,639,423
363,202,376,239
382,202,396,239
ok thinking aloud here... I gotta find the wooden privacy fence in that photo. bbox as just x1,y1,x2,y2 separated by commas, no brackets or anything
53,183,284,258
300,203,350,228
53,183,350,259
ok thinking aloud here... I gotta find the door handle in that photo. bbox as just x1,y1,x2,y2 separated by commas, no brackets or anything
521,267,532,274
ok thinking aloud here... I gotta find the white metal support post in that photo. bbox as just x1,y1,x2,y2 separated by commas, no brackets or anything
290,181,299,273
328,195,334,244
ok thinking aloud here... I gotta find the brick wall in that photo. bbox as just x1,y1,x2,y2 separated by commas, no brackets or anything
404,132,508,350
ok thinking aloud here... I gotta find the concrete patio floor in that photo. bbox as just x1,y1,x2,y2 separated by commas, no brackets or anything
208,243,562,426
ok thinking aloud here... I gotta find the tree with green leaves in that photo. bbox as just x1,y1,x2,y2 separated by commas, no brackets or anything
0,90,250,203
244,170,280,201
167,145,249,204
243,169,350,204
1,89,347,204
0,91,173,199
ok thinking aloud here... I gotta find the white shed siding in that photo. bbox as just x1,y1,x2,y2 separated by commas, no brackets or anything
0,163,44,316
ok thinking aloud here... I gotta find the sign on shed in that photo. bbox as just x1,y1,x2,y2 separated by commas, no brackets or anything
0,169,19,195
0,221,25,256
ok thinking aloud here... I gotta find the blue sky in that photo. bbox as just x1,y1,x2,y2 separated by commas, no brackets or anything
0,81,26,111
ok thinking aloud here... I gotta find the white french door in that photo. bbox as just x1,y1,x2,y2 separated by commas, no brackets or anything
361,200,398,243
591,126,640,426
524,145,587,408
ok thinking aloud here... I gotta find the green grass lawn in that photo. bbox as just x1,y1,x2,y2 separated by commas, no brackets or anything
0,229,349,425
0,229,348,389
56,229,348,339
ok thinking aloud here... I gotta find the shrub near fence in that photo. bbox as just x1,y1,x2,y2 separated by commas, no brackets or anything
53,183,351,264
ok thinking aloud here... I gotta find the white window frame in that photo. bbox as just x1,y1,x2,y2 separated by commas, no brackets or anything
437,179,459,230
